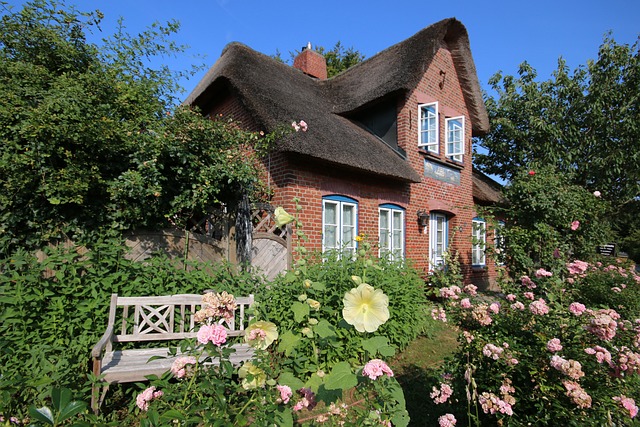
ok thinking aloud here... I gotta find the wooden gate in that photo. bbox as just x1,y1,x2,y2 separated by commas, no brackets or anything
250,204,292,281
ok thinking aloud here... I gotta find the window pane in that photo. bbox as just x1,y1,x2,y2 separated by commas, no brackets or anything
379,210,390,252
342,205,354,226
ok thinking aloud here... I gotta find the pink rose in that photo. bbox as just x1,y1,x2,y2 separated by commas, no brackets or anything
197,323,227,346
362,359,394,380
571,220,580,231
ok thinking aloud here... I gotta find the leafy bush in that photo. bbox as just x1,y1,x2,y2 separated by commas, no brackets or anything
0,239,263,419
428,263,640,426
498,166,613,275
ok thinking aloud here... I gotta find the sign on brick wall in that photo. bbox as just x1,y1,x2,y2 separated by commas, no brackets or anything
424,159,460,185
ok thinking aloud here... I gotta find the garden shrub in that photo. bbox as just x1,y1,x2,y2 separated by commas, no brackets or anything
428,262,640,426
0,238,263,419
498,166,613,275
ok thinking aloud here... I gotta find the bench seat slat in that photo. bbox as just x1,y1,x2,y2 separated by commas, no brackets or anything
100,344,255,383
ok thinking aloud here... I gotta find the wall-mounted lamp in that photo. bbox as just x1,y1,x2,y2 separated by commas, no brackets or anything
439,70,446,89
417,209,429,227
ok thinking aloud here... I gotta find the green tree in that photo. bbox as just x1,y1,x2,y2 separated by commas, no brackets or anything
0,1,275,253
475,35,640,210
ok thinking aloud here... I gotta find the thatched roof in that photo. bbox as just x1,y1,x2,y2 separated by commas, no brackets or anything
472,170,505,205
184,18,488,183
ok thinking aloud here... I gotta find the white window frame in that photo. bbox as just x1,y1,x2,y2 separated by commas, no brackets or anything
429,212,448,269
472,218,486,266
445,116,464,162
418,102,439,153
379,205,405,261
322,196,358,257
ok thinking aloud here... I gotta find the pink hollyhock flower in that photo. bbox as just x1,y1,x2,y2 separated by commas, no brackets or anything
614,395,639,418
276,384,293,404
569,302,586,315
431,383,454,404
571,220,580,231
460,298,472,309
362,359,394,380
438,413,457,427
197,323,227,346
170,356,197,379
535,268,553,278
547,338,563,352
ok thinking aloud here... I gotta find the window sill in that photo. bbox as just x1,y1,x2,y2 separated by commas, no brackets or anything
418,150,464,170
472,265,487,272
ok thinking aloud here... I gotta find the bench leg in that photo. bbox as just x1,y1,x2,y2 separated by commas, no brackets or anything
91,383,110,414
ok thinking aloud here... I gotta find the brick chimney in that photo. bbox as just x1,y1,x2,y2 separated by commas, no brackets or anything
293,42,327,80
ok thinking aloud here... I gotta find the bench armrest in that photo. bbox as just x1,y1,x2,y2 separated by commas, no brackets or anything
91,324,114,359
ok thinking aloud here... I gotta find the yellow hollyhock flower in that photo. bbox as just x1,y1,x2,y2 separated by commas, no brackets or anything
274,207,295,227
244,320,278,350
342,283,390,333
238,362,266,390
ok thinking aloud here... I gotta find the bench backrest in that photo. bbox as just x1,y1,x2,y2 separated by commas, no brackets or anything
106,293,254,345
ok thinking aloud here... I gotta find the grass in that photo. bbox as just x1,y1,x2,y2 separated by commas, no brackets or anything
391,319,459,426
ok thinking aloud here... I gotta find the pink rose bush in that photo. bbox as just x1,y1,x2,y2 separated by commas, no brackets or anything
136,386,163,411
196,323,227,346
432,259,640,425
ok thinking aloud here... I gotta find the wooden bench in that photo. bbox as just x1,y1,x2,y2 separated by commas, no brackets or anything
91,293,254,412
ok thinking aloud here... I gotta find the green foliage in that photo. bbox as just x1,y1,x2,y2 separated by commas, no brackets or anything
315,42,365,78
28,388,87,427
0,1,278,253
476,34,640,208
496,166,613,275
0,239,263,419
569,258,640,319
432,264,640,426
273,41,365,78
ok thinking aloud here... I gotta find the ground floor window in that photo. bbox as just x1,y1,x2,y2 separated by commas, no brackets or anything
472,217,486,266
322,195,358,256
429,212,448,269
379,204,405,260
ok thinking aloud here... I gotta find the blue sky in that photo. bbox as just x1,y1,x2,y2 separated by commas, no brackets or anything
71,0,639,100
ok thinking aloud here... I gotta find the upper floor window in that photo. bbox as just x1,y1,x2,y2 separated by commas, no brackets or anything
379,204,405,261
419,103,438,153
445,116,464,162
472,217,486,266
323,195,358,256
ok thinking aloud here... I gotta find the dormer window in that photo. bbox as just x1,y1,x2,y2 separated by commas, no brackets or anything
445,116,464,162
419,103,438,153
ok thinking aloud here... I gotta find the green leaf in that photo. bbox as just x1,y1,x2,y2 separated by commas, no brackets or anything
278,371,305,391
291,301,310,323
362,336,389,357
51,387,71,412
314,319,336,339
29,406,54,425
324,361,357,390
58,401,87,422
161,409,186,421
277,330,301,357
311,281,326,291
